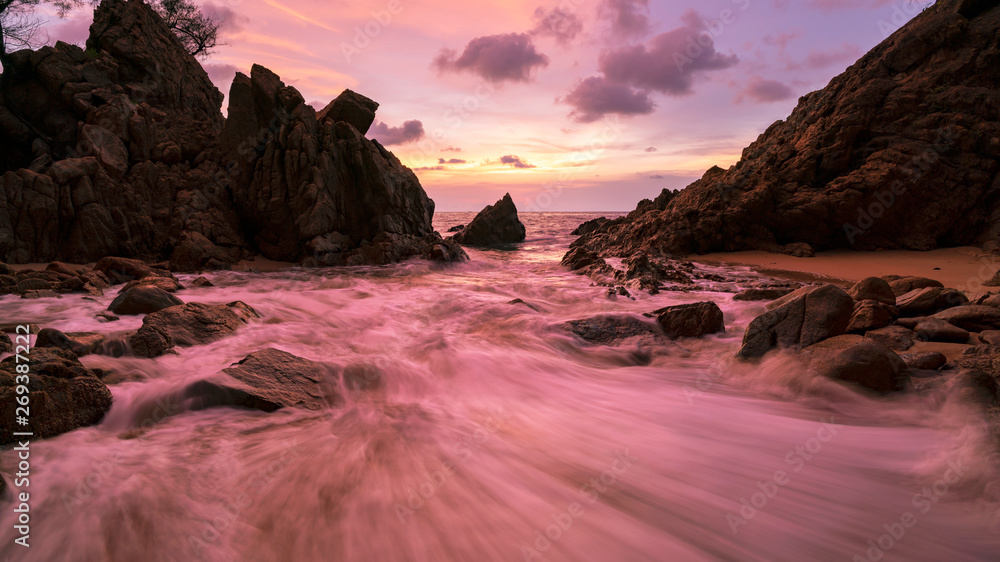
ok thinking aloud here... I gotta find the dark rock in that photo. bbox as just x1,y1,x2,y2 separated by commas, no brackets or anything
979,330,1000,345
0,348,113,444
21,290,62,299
847,300,898,333
847,277,896,305
109,286,184,315
900,351,948,370
914,318,971,343
888,277,944,297
561,247,609,272
169,231,235,272
452,193,526,246
931,305,1000,331
446,224,465,232
572,217,610,236
96,311,120,323
508,298,542,312
183,348,332,412
317,89,379,134
46,261,84,276
93,257,173,285
35,328,105,356
738,284,854,359
566,3,1000,258
864,325,917,352
119,276,183,294
809,340,908,393
732,288,795,301
896,286,969,315
652,302,725,339
343,363,383,393
129,301,260,358
0,333,10,354
564,316,660,345
191,276,215,287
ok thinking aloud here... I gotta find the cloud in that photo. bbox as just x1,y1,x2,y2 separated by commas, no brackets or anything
785,43,861,70
562,76,655,123
369,120,426,145
645,146,657,152
438,158,467,164
203,2,249,33
413,166,446,171
807,0,896,12
649,174,665,179
737,76,794,103
500,155,536,169
204,63,239,86
433,33,549,84
763,31,801,54
599,0,652,38
598,11,739,95
442,147,462,152
530,6,584,45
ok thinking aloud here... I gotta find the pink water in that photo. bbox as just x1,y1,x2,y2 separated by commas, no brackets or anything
1,213,998,561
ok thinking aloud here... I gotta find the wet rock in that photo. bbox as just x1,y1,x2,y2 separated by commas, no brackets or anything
452,193,526,246
847,300,898,333
900,351,948,371
446,224,465,232
847,277,896,305
896,286,969,316
932,305,1000,331
738,284,854,359
508,298,543,312
96,311,120,323
169,231,234,272
732,288,795,301
343,363,383,392
93,257,173,285
564,316,660,345
0,348,113,444
809,341,908,394
572,217,610,236
184,348,332,412
561,247,608,272
914,318,971,343
35,328,106,356
129,301,260,358
109,286,184,315
21,290,62,299
0,334,10,354
191,276,215,287
119,276,183,294
887,277,944,297
652,302,725,339
864,325,917,352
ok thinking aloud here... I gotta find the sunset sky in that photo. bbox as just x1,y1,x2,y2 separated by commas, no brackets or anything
42,0,929,211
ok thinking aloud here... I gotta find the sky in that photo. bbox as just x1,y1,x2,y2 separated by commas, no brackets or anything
40,0,932,211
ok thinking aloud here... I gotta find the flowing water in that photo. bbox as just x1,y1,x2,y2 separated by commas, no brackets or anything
1,212,999,561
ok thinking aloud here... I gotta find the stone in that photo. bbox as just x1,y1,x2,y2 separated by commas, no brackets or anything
128,301,260,358
896,286,968,315
109,286,184,315
847,277,896,305
913,318,971,343
732,288,795,301
35,328,105,356
979,330,1000,345
847,300,898,333
887,277,945,297
0,348,113,444
0,333,10,354
931,305,1000,331
808,341,908,393
452,193,526,246
564,316,660,345
119,276,183,293
183,348,332,412
900,351,948,370
169,231,234,272
864,325,917,352
191,276,215,287
316,89,379,134
572,217,610,236
447,224,465,232
738,284,854,359
652,302,725,339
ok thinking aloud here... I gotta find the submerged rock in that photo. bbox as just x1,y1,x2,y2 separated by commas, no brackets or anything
651,302,725,339
738,284,854,359
564,316,660,345
129,301,260,357
109,285,184,315
809,340,908,394
572,217,610,236
452,193,526,246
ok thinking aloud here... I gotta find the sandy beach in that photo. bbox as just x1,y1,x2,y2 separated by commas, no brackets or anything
695,247,1000,294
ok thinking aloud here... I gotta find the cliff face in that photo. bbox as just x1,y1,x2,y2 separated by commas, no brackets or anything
574,0,1000,260
0,0,462,267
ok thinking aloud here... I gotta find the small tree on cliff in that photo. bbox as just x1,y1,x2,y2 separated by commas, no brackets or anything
150,0,222,59
0,0,77,69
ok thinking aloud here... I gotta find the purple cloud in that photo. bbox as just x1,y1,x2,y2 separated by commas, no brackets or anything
808,0,896,12
599,11,738,95
438,158,467,164
531,7,584,45
563,76,655,123
433,33,550,83
369,120,426,145
500,155,536,169
204,63,238,86
203,2,248,32
442,147,462,152
785,43,861,70
645,146,657,152
599,0,652,38
413,166,446,171
737,76,794,103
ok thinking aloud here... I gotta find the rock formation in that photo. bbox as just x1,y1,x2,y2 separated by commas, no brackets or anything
452,193,526,246
0,0,463,268
570,0,1000,261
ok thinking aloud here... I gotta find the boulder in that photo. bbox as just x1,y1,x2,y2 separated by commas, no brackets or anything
191,276,215,287
652,302,725,339
900,351,948,370
183,348,332,412
0,333,11,354
564,316,660,345
129,301,260,358
452,193,526,246
896,286,969,315
846,300,898,333
809,341,908,393
446,224,465,232
109,286,184,315
317,89,379,134
931,305,1000,331
847,277,896,305
979,330,1000,345
738,284,854,359
0,348,113,444
119,276,183,293
888,277,945,297
572,217,610,236
913,318,971,343
169,231,234,272
864,325,917,352
35,328,106,356
93,257,173,285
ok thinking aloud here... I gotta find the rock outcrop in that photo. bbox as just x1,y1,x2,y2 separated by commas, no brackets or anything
0,0,463,269
651,302,725,339
738,284,854,359
128,301,259,357
452,193,526,246
569,0,1000,261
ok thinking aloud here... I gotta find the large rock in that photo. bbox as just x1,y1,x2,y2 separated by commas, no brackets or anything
738,284,854,358
35,328,106,356
808,341,908,393
183,348,332,412
896,286,968,315
452,193,526,246
865,325,918,351
914,318,971,343
847,299,898,333
108,285,183,315
931,305,1000,331
0,348,113,444
128,301,260,357
566,1,1000,260
847,277,896,305
564,315,660,345
652,302,725,339
317,89,379,134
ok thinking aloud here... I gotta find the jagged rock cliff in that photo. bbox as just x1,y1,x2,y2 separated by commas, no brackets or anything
573,0,1000,260
0,0,462,268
